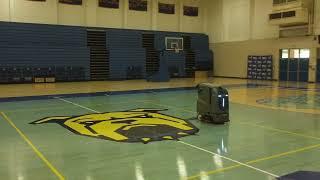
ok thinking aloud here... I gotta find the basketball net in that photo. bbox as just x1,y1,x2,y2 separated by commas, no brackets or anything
174,48,179,53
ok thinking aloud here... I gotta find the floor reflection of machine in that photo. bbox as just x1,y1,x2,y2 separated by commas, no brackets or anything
196,83,229,124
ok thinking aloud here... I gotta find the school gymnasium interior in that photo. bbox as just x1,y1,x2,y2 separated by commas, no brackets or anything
0,0,320,180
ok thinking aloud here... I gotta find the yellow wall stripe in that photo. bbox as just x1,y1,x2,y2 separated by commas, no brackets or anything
0,112,65,180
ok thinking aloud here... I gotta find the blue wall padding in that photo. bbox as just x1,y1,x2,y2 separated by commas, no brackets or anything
106,30,142,48
194,50,211,70
0,21,90,80
194,49,210,62
0,21,211,81
0,46,90,79
0,22,86,47
147,55,170,82
191,35,209,51
164,51,186,77
109,48,146,79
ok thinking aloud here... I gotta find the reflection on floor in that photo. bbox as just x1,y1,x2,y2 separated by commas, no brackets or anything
0,78,320,180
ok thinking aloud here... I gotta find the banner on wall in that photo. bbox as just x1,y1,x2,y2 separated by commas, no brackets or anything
59,0,82,5
183,6,198,17
129,0,148,11
99,0,120,9
247,55,273,80
158,3,175,14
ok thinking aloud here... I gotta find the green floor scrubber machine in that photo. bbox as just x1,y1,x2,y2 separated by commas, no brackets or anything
196,83,230,124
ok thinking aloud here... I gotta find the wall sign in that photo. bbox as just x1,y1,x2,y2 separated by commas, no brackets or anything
247,55,273,80
158,3,175,14
99,0,120,9
183,6,198,17
129,0,148,11
59,0,82,5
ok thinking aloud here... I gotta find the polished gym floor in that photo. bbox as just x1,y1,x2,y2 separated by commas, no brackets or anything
1,78,320,180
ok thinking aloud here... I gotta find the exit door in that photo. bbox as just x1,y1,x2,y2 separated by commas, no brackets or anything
279,49,310,82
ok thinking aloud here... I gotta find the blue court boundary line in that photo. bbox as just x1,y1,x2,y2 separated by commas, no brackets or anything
0,83,267,103
0,87,194,103
277,86,320,91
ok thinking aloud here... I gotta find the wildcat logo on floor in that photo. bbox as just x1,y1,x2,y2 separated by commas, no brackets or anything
30,109,199,144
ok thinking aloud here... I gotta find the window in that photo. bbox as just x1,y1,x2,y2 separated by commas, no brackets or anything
282,49,310,59
290,49,300,58
273,0,285,5
273,0,297,5
300,49,310,58
282,11,296,18
270,13,282,20
281,49,289,58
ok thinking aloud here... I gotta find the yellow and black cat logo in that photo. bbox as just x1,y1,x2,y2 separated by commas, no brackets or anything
30,109,198,144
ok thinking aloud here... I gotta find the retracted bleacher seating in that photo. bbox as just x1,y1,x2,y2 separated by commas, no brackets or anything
0,67,9,83
147,53,170,82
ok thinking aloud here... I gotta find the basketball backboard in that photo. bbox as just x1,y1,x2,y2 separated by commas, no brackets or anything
165,37,184,52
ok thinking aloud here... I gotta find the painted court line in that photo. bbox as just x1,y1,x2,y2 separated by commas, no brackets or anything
4,99,142,113
55,97,279,178
187,143,320,179
138,101,197,113
187,164,242,180
179,141,279,178
143,101,320,141
239,122,320,141
0,112,65,180
140,100,320,178
54,97,99,113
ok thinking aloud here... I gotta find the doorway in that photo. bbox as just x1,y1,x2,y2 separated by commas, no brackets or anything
279,48,310,82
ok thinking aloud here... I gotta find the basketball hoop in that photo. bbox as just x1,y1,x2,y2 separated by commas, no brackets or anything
165,37,183,53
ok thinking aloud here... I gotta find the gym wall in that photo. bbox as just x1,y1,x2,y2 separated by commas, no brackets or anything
315,0,320,35
204,0,320,82
0,0,206,34
0,20,210,82
211,37,319,81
